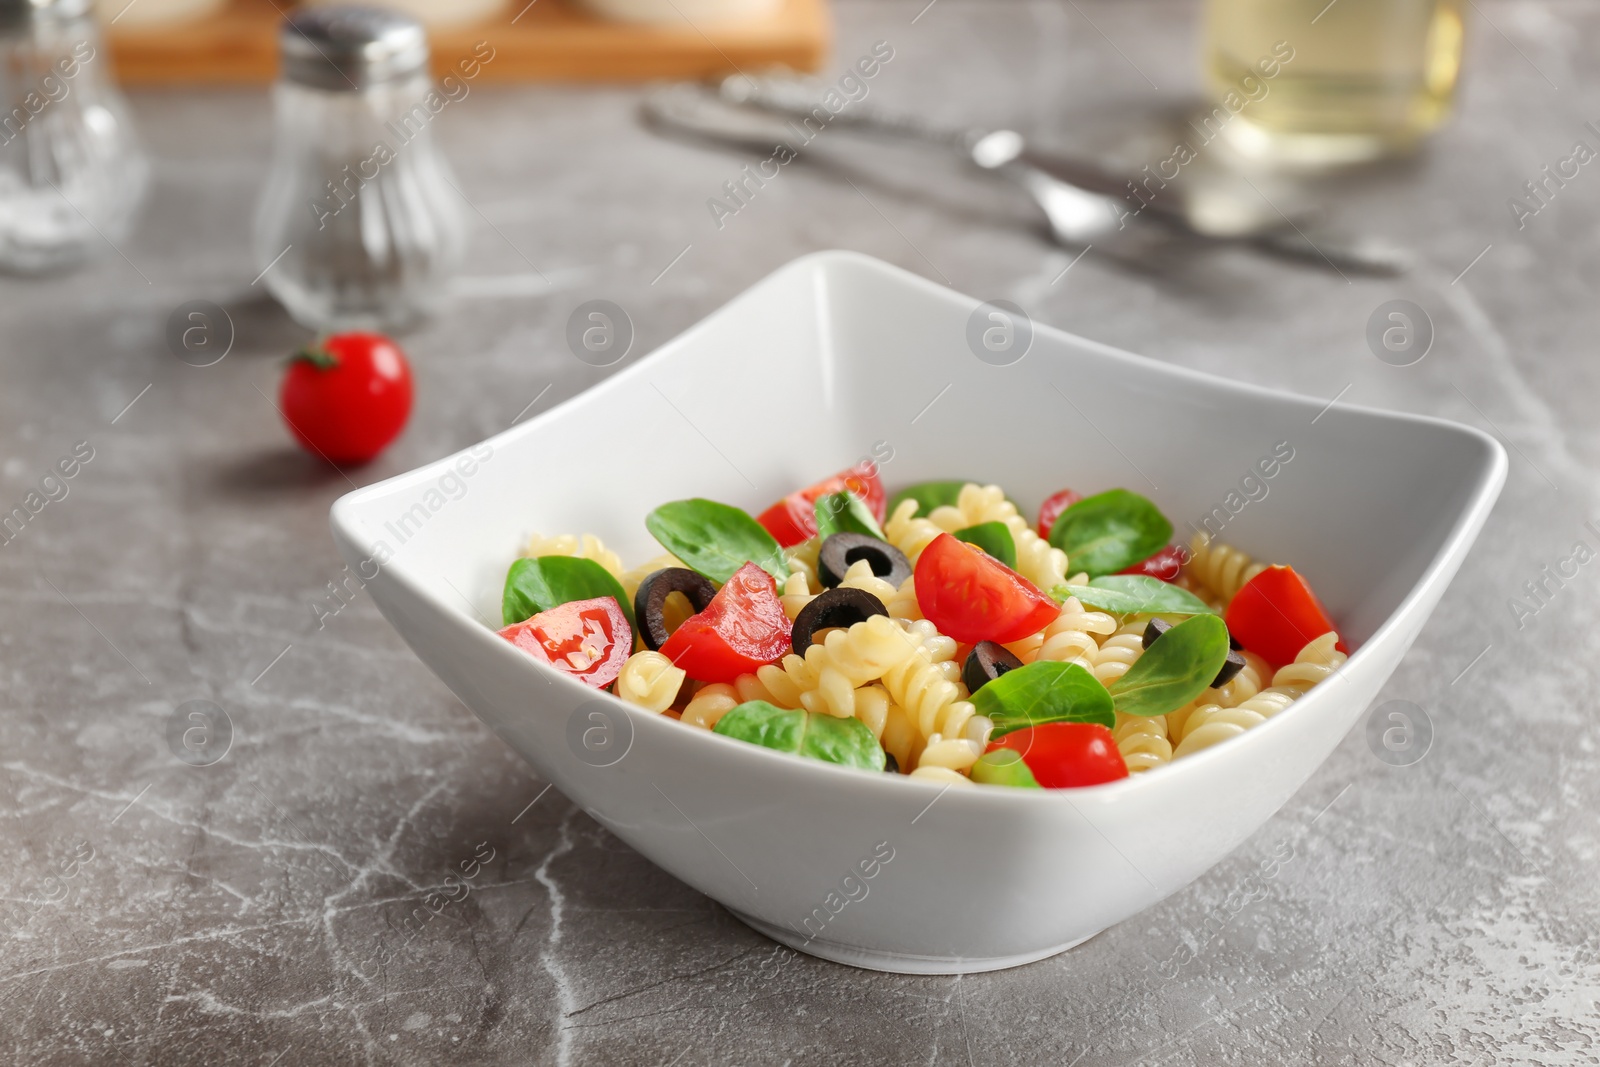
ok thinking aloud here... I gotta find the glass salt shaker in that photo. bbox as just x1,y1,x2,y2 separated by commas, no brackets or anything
0,0,148,274
253,6,465,332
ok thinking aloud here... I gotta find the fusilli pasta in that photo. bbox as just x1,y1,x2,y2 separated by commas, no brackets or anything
1183,533,1267,606
615,651,686,714
1112,711,1172,773
525,531,626,580
1171,633,1345,758
884,499,945,564
1091,619,1147,687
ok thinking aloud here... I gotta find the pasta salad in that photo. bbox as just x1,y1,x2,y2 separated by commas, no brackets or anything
495,465,1349,790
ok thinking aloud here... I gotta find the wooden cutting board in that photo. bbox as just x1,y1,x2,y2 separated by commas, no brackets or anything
108,0,829,84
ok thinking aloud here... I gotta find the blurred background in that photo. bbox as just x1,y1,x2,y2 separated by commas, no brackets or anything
5,0,1599,1064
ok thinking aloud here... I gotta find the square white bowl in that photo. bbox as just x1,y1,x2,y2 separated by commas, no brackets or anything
330,250,1506,974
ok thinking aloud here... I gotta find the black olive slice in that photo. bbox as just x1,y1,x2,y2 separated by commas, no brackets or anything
1229,631,1243,651
1211,649,1248,689
1141,618,1173,648
884,752,900,775
791,586,889,655
634,567,718,651
818,532,912,590
963,640,1024,693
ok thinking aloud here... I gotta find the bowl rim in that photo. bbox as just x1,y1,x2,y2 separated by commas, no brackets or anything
331,249,1509,804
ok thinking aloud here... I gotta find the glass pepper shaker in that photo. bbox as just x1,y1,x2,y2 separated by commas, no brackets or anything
253,6,465,332
0,0,148,275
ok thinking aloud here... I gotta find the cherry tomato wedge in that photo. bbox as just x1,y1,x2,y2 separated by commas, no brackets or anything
660,562,791,684
988,723,1128,788
279,332,413,465
1119,545,1185,582
1224,565,1347,668
499,596,632,690
1036,488,1083,541
756,463,887,548
914,533,1059,644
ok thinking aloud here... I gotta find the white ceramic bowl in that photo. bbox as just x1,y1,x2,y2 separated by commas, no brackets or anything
330,251,1506,974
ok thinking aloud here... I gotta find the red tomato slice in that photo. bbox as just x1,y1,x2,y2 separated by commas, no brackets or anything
1119,545,1185,582
914,533,1059,644
1036,488,1083,541
660,562,791,684
988,723,1128,788
1224,565,1346,668
499,596,632,689
756,464,887,548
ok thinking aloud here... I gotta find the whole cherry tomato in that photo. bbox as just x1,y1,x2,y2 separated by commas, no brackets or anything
1119,545,1185,582
988,723,1128,788
499,596,632,689
756,464,887,548
660,562,790,683
1036,488,1083,540
1224,565,1346,668
914,533,1059,644
279,332,412,464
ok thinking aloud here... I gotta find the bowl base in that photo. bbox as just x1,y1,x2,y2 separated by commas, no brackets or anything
728,910,1101,974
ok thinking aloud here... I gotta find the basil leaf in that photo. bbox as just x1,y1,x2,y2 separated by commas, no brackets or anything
1047,489,1173,578
1109,614,1230,717
970,748,1041,788
814,491,885,541
712,700,886,771
646,498,789,584
971,661,1114,737
954,521,1016,569
502,556,634,630
1055,575,1216,616
886,480,968,517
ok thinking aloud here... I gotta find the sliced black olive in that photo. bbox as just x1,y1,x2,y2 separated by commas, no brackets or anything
1229,631,1243,651
817,532,912,590
634,567,718,651
884,752,900,775
791,586,889,655
963,640,1023,693
1211,649,1247,689
1141,617,1173,648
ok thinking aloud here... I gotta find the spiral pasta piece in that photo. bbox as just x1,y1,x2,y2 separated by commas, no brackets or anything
779,571,817,622
1207,650,1272,708
1021,596,1117,667
886,575,922,621
785,537,822,590
525,531,626,581
1112,711,1171,773
1092,619,1147,687
839,558,898,606
1183,533,1267,606
615,651,686,714
884,499,945,564
1171,690,1298,758
798,616,920,719
681,683,740,731
914,734,986,775
1271,632,1347,690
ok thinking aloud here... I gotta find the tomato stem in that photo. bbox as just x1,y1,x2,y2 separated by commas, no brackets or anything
290,341,341,371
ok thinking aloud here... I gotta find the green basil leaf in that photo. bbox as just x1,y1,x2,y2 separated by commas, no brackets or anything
646,498,789,584
886,480,968,517
1108,614,1230,718
502,556,635,630
970,748,1041,788
814,491,885,541
712,700,886,771
954,521,1016,569
1054,575,1216,616
971,661,1114,737
1047,488,1173,577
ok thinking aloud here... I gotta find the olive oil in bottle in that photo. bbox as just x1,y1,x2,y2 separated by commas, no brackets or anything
1203,0,1465,164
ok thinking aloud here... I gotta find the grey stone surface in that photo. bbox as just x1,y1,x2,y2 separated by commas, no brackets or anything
3,0,1598,1063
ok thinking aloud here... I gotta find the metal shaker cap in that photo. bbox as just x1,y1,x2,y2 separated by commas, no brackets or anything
280,6,429,92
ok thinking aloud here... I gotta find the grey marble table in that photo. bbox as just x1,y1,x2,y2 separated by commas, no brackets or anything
4,0,1599,1063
